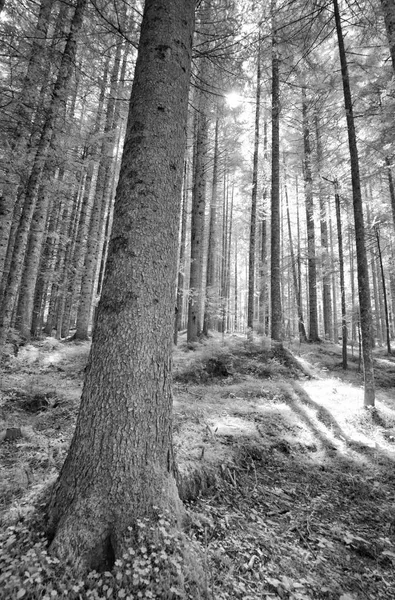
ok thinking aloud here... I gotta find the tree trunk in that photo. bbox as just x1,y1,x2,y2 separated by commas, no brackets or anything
74,45,123,340
315,114,333,340
270,13,282,342
302,86,319,343
0,0,87,346
174,161,189,344
333,0,375,406
187,62,209,343
380,0,395,72
284,168,307,342
247,34,261,333
385,156,395,232
334,182,347,369
48,0,195,571
203,115,220,336
375,227,392,354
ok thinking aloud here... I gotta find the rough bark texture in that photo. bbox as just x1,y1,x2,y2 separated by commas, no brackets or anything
48,0,195,569
334,0,375,406
270,25,282,342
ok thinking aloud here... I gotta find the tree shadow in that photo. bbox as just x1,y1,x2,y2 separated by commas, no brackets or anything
283,381,395,466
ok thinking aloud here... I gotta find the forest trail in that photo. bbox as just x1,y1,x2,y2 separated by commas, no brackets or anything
1,335,395,599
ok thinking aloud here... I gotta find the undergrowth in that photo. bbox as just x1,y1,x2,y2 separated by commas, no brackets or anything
0,512,207,600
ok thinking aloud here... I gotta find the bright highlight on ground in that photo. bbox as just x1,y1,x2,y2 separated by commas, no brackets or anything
225,91,243,108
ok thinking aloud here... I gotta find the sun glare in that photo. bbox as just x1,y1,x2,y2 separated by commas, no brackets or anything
225,91,242,109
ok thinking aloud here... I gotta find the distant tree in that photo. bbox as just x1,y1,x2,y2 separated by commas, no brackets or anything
302,86,319,342
333,0,375,406
247,33,261,334
187,30,210,343
0,0,88,346
380,0,395,71
48,0,195,571
271,2,282,342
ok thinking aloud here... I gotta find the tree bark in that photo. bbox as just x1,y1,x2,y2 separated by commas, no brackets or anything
48,0,195,571
333,0,375,406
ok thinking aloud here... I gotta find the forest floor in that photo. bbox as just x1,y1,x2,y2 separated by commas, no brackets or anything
0,333,395,600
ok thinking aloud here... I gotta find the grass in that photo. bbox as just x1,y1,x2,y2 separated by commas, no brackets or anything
1,333,395,598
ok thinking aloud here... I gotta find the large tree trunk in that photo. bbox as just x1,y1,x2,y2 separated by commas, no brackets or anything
333,0,375,406
270,10,282,342
48,0,195,571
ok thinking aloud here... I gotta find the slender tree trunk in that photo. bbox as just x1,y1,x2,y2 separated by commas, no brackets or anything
333,0,375,406
0,0,87,346
247,34,261,333
385,156,395,232
234,237,238,331
302,87,319,342
203,116,220,336
315,115,333,340
334,182,347,369
380,0,395,72
270,13,282,342
187,57,209,342
174,161,189,344
285,169,307,342
48,0,195,570
74,48,123,340
375,228,392,354
226,184,234,332
0,0,53,292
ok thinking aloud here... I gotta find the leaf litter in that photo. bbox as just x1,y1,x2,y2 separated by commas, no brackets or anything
0,332,394,599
